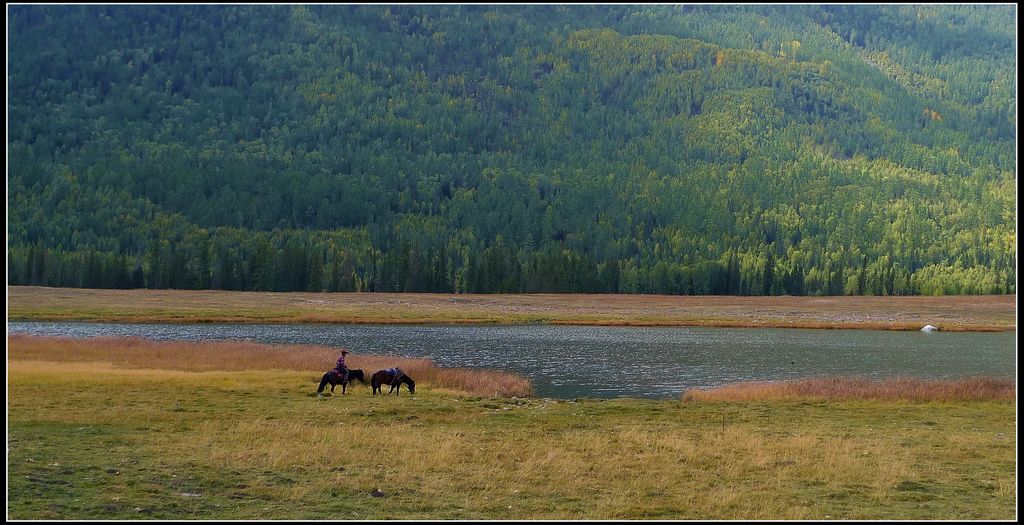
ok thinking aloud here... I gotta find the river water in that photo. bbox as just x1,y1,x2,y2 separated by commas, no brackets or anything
7,321,1016,399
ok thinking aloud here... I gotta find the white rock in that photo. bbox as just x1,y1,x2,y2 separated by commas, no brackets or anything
921,324,938,332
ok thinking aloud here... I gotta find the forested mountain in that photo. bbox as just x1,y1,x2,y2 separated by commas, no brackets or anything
7,5,1017,295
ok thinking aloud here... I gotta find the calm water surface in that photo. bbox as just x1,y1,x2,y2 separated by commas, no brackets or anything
8,321,1016,399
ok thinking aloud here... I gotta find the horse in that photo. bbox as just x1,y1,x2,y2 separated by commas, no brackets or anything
371,368,415,395
317,368,365,396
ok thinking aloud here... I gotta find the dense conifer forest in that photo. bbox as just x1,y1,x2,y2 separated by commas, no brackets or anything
7,5,1017,295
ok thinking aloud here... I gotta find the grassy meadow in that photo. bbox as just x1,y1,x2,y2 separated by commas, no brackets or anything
7,335,1017,520
7,286,1017,331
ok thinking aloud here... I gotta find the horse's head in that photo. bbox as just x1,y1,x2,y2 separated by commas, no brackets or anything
404,376,415,395
350,369,366,383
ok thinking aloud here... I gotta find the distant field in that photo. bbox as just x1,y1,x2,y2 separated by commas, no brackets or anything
7,286,1016,331
7,335,1017,520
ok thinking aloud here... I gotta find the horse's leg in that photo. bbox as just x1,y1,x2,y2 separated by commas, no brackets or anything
342,381,347,395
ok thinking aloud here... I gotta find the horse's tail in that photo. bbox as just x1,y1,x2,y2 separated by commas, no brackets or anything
316,372,331,394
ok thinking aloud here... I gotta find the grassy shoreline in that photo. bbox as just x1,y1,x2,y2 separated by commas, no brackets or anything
7,335,1017,519
684,376,1016,403
7,335,533,398
7,286,1017,331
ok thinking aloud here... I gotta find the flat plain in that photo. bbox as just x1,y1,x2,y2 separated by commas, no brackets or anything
7,336,1017,520
7,286,1016,331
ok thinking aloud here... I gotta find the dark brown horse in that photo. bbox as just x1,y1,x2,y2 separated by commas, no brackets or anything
317,368,365,395
371,368,415,395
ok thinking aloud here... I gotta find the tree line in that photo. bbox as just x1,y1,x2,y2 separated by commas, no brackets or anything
7,5,1016,295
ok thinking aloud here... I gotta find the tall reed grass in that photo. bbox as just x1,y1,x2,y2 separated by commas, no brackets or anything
7,334,533,397
682,376,1015,402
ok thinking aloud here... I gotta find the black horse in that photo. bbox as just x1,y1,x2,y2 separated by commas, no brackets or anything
317,368,365,395
371,368,415,395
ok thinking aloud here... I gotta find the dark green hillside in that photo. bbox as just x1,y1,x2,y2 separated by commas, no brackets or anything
7,5,1016,295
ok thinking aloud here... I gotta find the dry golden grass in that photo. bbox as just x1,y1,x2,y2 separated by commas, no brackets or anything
7,334,532,397
8,357,1016,519
7,335,1017,519
179,418,917,519
683,376,1016,403
8,286,1016,331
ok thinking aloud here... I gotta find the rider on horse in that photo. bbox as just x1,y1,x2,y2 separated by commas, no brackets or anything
334,349,350,382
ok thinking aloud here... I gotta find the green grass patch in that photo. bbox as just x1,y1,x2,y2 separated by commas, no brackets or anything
7,360,1016,520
